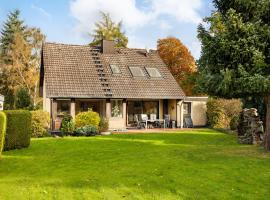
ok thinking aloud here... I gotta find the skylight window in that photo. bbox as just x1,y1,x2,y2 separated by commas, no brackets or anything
110,64,121,74
145,67,162,78
129,67,145,77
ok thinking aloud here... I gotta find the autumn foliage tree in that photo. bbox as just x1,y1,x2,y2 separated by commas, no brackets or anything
0,10,45,109
157,37,197,95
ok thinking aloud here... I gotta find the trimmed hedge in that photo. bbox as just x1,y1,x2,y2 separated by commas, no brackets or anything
0,112,6,156
4,110,32,151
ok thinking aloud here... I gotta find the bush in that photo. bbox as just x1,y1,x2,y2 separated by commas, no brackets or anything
4,110,32,151
75,125,98,136
207,98,242,130
60,114,75,134
0,112,7,156
31,110,50,137
15,87,32,109
99,118,109,132
75,109,100,128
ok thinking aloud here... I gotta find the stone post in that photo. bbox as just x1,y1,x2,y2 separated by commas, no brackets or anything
106,99,111,119
51,99,57,130
70,98,76,119
123,99,127,127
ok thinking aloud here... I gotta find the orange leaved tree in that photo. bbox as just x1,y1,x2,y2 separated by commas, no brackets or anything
157,37,197,96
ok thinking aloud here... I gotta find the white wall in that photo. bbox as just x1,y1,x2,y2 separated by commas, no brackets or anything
191,101,207,126
183,97,208,127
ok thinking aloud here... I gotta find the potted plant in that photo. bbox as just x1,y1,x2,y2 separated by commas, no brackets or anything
99,118,111,135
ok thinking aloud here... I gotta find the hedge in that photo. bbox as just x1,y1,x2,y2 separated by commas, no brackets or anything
4,110,32,151
31,110,50,137
0,112,6,156
207,98,242,130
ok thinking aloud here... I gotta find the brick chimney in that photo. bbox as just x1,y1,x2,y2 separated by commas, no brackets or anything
101,39,115,54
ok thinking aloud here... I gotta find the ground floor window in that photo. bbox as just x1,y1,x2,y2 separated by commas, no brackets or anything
57,100,70,115
111,99,123,117
80,101,100,113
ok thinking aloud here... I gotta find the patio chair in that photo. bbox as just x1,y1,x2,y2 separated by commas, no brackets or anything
150,114,160,128
164,114,170,128
134,114,146,129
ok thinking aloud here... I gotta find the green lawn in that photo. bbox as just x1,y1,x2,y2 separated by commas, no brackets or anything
0,129,270,200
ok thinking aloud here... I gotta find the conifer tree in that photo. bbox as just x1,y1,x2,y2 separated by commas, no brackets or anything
197,0,270,149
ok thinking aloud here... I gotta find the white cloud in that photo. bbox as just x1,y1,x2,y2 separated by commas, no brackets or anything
70,0,152,35
31,4,51,19
69,0,203,56
70,0,203,35
151,0,202,24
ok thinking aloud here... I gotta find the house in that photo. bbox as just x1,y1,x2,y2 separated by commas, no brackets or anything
0,95,4,111
40,40,207,130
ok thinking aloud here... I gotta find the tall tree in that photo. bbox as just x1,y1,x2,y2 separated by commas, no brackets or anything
90,12,128,47
0,9,27,109
0,10,45,109
0,9,26,60
197,0,270,149
157,37,197,95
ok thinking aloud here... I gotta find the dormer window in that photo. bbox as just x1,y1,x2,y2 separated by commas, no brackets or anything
145,67,162,78
129,67,145,77
110,64,121,74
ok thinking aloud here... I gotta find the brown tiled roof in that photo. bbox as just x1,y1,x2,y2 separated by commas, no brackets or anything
40,42,185,99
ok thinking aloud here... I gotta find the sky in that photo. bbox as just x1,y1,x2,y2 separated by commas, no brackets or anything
0,0,214,59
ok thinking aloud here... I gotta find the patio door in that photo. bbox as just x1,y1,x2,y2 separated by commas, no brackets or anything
127,100,159,126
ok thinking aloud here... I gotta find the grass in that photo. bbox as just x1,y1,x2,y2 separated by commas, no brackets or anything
0,129,270,200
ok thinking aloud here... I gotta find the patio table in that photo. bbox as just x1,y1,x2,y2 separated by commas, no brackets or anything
145,119,165,129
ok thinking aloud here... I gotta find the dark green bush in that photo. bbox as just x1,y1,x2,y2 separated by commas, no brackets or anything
0,112,7,156
75,125,98,136
15,87,32,109
207,98,242,130
31,110,50,137
60,114,75,134
4,110,32,151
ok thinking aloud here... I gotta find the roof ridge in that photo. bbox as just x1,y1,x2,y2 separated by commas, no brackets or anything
44,42,90,47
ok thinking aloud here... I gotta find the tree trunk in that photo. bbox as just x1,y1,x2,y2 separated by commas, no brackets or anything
264,95,270,150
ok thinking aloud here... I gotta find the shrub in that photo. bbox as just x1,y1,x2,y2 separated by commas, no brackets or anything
99,118,109,132
4,110,32,151
75,125,98,136
60,114,75,134
31,110,50,137
207,98,242,130
15,87,32,109
0,112,7,156
75,109,100,128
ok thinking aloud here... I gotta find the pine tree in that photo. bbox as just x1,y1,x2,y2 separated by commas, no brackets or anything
0,9,26,60
90,12,128,47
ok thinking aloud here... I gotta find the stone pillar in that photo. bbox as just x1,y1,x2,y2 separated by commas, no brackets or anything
180,101,184,128
70,98,76,119
123,99,127,127
159,99,163,119
106,99,111,119
51,99,57,130
176,100,182,128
